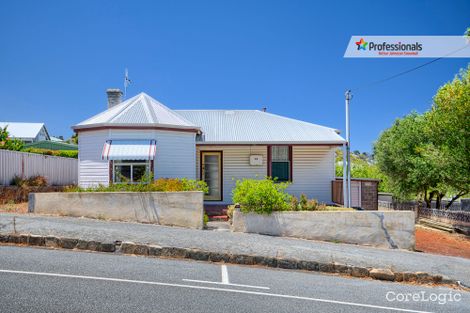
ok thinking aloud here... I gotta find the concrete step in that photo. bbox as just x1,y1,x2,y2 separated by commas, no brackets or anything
208,215,229,222
419,218,454,233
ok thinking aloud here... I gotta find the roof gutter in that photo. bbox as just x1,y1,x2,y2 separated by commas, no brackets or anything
72,123,201,134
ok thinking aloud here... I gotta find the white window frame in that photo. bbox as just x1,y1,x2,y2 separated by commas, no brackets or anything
112,160,151,184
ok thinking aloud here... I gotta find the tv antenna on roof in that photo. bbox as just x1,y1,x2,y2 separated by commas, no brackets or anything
124,68,131,98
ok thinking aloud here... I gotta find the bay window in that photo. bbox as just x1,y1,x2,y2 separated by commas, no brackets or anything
113,160,151,184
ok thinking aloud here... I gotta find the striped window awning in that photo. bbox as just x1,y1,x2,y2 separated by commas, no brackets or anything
102,139,156,161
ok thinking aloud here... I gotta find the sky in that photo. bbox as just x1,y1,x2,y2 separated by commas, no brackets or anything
0,0,469,152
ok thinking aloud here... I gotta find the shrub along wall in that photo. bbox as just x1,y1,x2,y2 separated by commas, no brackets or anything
0,186,67,204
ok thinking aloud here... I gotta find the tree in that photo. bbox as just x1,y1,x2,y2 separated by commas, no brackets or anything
66,133,78,145
373,113,446,205
374,65,470,208
335,149,390,192
426,66,470,207
0,126,24,151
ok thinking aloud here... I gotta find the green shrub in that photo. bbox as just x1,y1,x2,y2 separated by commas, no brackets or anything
232,178,291,214
21,148,78,159
66,177,208,193
299,193,308,210
203,213,209,226
290,196,299,211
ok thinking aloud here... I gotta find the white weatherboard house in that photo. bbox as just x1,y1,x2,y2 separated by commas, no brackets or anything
73,90,345,205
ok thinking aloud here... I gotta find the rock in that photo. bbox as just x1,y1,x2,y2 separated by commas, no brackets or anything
188,249,210,261
209,252,231,263
369,268,395,281
416,272,434,284
45,236,60,248
318,263,335,273
277,259,298,269
252,256,277,267
298,260,319,271
402,272,418,282
60,238,78,249
133,244,149,255
19,234,29,244
86,241,100,251
230,254,255,265
76,240,89,250
394,272,404,282
28,235,45,246
334,263,350,274
0,234,9,242
148,245,163,256
431,275,443,283
99,242,116,253
161,247,188,258
351,266,370,278
120,242,136,254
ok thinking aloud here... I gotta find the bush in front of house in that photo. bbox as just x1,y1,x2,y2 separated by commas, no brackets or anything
67,177,208,193
10,175,48,187
232,178,292,214
232,179,351,214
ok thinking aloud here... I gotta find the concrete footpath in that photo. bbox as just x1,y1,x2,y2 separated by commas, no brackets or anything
0,213,469,286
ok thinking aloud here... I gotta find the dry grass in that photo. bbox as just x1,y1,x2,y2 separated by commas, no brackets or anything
0,201,28,214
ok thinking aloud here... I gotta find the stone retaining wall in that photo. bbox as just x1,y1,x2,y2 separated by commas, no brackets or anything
29,191,204,229
232,210,415,250
0,233,452,287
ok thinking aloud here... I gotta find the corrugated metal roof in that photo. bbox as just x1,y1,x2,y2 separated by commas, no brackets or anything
74,93,197,130
0,122,47,140
176,110,345,144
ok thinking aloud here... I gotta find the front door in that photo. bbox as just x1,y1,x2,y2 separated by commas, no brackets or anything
201,151,222,201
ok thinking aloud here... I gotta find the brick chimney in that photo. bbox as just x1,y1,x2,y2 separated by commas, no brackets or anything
106,88,123,108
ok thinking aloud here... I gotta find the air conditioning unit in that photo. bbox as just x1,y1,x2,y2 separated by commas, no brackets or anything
249,155,263,166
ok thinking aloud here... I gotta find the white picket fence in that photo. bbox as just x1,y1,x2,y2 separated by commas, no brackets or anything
0,150,78,186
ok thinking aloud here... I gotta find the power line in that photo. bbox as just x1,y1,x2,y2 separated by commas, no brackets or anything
352,44,470,92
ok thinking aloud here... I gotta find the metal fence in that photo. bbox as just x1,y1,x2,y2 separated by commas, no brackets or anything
0,150,78,186
418,207,470,226
379,199,470,226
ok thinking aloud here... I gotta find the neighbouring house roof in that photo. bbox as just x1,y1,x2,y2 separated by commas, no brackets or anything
176,110,346,144
73,93,198,131
0,122,50,141
50,136,64,142
24,140,78,151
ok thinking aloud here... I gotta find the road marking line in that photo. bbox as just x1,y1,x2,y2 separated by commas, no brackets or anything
221,264,229,284
182,279,270,290
0,269,432,313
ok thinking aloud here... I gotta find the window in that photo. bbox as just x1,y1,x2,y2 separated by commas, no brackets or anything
269,146,292,182
113,160,151,184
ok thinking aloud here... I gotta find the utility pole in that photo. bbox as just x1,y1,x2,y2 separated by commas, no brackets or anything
344,90,352,208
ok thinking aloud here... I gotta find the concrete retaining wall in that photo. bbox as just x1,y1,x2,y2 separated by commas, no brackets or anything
232,210,415,250
29,192,204,229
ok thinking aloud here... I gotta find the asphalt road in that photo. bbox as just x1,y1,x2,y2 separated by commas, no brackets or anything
0,246,468,313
